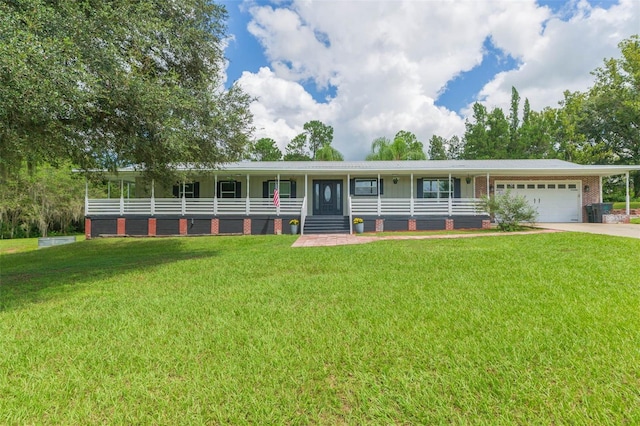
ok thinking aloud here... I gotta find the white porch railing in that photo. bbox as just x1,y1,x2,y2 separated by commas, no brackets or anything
87,198,304,216
350,198,482,216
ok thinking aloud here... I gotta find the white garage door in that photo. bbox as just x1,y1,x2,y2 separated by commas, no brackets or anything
495,181,581,223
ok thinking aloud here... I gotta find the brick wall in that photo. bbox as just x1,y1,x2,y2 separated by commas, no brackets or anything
243,218,251,235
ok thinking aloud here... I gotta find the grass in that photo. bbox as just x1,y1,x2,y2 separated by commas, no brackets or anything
631,217,640,224
1,234,639,423
613,201,640,209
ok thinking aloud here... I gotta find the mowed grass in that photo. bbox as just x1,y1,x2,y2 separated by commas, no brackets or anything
1,233,639,424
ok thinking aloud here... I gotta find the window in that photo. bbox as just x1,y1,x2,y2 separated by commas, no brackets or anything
354,179,378,196
173,182,199,198
422,179,450,199
219,181,237,198
268,181,291,198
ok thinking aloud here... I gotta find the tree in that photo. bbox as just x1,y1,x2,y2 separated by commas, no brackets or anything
428,135,448,160
585,35,640,197
0,163,85,238
284,120,343,161
0,0,253,182
366,131,426,160
447,136,465,160
315,145,344,161
508,87,522,156
303,121,334,159
250,138,282,161
284,134,312,161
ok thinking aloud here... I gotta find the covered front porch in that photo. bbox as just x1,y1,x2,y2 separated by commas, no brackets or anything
84,170,486,237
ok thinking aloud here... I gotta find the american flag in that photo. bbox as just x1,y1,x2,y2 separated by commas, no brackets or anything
273,187,280,207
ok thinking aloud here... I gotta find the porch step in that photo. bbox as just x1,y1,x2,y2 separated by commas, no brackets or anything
303,216,350,234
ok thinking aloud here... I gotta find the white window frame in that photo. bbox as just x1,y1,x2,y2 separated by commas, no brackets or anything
219,181,237,198
422,178,451,199
268,180,292,198
354,178,378,196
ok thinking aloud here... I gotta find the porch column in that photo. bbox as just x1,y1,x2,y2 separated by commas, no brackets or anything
181,180,186,216
120,180,124,216
377,173,381,216
599,176,603,203
626,172,630,215
84,179,89,216
151,179,155,216
246,174,250,215
214,175,218,215
448,173,452,216
410,173,414,216
486,173,490,199
347,173,350,217
276,173,280,216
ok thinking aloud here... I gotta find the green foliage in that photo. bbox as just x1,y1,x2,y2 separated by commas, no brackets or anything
480,190,538,231
0,0,253,181
250,138,282,161
428,135,448,160
366,130,426,160
303,120,334,159
1,234,639,423
284,120,343,161
0,163,86,238
284,134,312,161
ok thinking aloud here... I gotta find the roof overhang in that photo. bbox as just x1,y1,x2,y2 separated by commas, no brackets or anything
94,160,640,181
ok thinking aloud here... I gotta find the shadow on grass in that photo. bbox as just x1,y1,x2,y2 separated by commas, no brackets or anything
0,238,219,312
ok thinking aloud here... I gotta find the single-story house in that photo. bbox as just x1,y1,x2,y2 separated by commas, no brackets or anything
84,159,639,238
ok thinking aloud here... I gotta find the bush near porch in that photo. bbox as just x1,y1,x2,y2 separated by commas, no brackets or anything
1,234,639,424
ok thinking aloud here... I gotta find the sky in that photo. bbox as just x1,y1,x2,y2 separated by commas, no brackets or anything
220,0,639,160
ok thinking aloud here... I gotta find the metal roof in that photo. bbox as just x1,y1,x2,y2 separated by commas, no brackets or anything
113,159,639,178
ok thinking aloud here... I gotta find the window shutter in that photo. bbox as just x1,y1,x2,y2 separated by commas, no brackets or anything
235,182,242,198
379,179,384,195
172,184,179,198
453,178,461,198
216,181,221,198
417,178,423,198
350,178,355,195
193,182,200,198
291,181,297,198
262,181,269,198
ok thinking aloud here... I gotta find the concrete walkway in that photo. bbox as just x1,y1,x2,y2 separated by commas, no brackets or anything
537,223,640,239
292,229,561,247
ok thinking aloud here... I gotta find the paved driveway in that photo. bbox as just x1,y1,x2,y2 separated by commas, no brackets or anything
539,223,640,239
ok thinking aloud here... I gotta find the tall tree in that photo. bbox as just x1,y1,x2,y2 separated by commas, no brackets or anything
447,136,465,160
284,120,343,161
250,138,282,161
428,135,448,160
302,121,334,159
586,35,640,196
508,86,522,156
284,134,312,161
0,0,253,182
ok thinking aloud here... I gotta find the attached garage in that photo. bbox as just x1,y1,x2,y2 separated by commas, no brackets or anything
495,181,581,223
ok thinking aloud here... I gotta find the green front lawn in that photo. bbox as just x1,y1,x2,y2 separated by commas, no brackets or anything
1,234,639,424
613,201,640,209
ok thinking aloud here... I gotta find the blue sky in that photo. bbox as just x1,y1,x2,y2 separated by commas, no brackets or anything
219,0,636,159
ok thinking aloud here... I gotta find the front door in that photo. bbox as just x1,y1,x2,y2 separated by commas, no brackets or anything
313,180,343,215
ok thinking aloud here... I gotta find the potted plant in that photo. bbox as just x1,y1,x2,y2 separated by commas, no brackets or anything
353,217,364,234
289,218,300,234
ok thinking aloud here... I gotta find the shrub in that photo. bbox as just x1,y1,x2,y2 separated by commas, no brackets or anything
480,190,538,231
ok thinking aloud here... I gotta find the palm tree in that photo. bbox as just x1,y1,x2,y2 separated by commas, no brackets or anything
315,144,344,161
366,131,426,160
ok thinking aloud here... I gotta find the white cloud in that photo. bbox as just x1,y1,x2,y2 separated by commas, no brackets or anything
475,0,639,113
233,0,637,159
